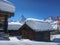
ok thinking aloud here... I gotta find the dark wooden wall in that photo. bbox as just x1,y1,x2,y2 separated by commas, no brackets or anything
21,27,50,42
8,30,20,36
0,30,20,36
21,29,34,39
0,11,14,34
34,31,50,41
19,24,51,42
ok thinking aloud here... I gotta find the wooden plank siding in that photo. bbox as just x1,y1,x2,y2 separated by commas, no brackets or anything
21,29,34,40
0,11,14,34
8,30,20,36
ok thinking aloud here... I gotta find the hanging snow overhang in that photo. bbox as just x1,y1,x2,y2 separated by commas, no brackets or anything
0,0,15,18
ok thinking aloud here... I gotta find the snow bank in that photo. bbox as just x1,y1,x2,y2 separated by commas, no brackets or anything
0,0,15,13
0,37,59,45
19,39,60,45
26,18,53,32
9,37,20,41
51,34,60,42
8,22,22,30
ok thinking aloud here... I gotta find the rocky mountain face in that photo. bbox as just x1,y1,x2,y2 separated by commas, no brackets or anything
18,15,26,24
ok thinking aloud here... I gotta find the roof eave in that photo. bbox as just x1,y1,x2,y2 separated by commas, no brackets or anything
0,10,14,18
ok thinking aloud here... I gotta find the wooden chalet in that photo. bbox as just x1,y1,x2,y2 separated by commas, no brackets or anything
0,0,15,35
8,22,22,36
19,18,53,42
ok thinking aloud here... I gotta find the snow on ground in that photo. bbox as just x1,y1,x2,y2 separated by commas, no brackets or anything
0,36,59,45
9,37,20,41
51,34,60,43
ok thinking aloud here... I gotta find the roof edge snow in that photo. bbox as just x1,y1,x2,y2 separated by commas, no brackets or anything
25,18,54,32
0,0,15,13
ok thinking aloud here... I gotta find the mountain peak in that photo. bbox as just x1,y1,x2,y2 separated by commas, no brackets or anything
18,15,26,24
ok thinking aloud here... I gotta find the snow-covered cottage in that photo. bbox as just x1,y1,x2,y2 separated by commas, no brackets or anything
8,22,22,35
0,0,15,34
19,18,53,42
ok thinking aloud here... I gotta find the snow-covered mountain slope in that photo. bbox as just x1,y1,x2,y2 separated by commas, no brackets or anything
44,17,54,23
0,0,15,13
44,16,60,22
25,18,53,31
8,22,22,30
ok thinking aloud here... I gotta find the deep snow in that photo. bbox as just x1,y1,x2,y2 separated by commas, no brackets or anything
0,34,60,45
0,36,59,45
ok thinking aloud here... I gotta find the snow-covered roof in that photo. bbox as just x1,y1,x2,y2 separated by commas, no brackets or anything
8,22,22,30
0,0,15,13
25,18,53,32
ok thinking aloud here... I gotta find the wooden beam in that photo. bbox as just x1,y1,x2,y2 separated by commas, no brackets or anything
0,11,14,18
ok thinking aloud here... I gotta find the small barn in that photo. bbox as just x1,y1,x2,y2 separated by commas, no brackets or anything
8,22,22,36
19,18,53,42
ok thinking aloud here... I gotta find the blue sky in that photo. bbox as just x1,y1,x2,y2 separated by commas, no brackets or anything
8,0,60,21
